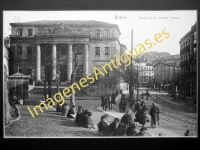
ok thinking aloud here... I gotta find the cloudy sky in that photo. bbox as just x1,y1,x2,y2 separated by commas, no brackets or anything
3,10,197,55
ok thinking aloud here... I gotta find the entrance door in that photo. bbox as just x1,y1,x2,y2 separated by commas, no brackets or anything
60,65,67,82
45,65,52,81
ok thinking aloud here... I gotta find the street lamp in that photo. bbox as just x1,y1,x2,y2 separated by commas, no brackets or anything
31,68,35,86
136,81,139,101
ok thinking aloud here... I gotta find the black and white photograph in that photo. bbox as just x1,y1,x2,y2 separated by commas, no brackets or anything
3,10,197,137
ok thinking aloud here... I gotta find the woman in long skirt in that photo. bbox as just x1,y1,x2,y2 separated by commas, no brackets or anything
149,103,160,128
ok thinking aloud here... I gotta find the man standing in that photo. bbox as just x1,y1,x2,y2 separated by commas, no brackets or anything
149,103,160,128
111,92,116,104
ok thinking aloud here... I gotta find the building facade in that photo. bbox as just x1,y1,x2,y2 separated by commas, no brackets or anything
132,59,154,85
154,62,172,85
9,20,125,83
179,23,197,100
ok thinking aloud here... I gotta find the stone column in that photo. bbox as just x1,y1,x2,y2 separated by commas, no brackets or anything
83,44,89,76
67,44,73,81
36,44,41,81
52,44,57,80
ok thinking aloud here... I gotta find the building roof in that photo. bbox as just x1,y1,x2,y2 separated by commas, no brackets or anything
120,44,127,49
9,72,29,78
153,62,171,67
10,20,121,34
179,22,196,43
132,58,140,63
146,63,152,66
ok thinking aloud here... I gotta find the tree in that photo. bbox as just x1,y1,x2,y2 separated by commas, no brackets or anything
121,65,138,99
69,43,84,107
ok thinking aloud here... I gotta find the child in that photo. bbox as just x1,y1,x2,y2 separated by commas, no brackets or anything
19,97,23,107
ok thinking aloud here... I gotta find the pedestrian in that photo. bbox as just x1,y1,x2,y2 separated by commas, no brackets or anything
67,105,76,118
115,90,118,96
139,101,147,129
101,94,104,108
146,90,150,99
98,115,109,135
119,93,126,112
19,97,23,107
109,94,112,110
75,106,83,124
111,92,116,104
105,93,110,111
149,103,160,128
126,122,138,136
61,103,70,116
134,100,141,122
141,92,144,99
136,127,147,136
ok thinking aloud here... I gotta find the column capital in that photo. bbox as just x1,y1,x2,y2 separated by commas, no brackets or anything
51,42,57,45
36,43,41,45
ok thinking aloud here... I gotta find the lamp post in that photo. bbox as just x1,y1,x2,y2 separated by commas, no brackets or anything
32,68,35,86
137,81,139,101
43,74,46,100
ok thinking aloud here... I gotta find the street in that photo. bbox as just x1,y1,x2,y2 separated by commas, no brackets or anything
5,88,197,137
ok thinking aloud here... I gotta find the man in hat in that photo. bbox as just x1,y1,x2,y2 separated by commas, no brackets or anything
136,127,147,136
75,106,83,124
98,115,109,135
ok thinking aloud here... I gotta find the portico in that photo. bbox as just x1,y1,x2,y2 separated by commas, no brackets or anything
35,35,90,82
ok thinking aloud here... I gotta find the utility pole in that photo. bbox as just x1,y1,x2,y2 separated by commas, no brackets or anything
129,29,134,99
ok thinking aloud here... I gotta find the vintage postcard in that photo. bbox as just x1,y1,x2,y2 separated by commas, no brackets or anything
3,10,197,138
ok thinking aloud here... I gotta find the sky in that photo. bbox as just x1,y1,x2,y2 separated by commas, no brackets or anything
3,10,197,55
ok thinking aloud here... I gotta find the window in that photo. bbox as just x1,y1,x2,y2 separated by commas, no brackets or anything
105,30,110,37
17,29,23,36
95,29,100,37
27,46,32,55
28,29,33,36
17,46,22,55
95,47,100,55
105,47,110,55
61,47,67,55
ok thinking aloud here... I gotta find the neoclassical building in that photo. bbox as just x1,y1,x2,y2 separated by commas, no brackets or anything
9,20,126,83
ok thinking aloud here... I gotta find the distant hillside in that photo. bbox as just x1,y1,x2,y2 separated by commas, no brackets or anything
137,51,180,65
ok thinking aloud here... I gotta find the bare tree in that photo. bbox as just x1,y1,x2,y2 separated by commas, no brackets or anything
70,43,84,107
121,65,138,99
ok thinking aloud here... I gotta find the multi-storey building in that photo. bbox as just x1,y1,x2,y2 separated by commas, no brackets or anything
179,23,197,100
132,58,154,85
154,62,173,85
9,20,126,83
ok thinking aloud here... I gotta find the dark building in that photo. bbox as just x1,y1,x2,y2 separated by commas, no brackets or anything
179,23,197,102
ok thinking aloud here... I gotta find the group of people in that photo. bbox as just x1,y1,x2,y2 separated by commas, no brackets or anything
97,112,147,136
11,94,24,107
101,92,116,111
135,100,160,128
141,90,150,100
59,104,96,129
